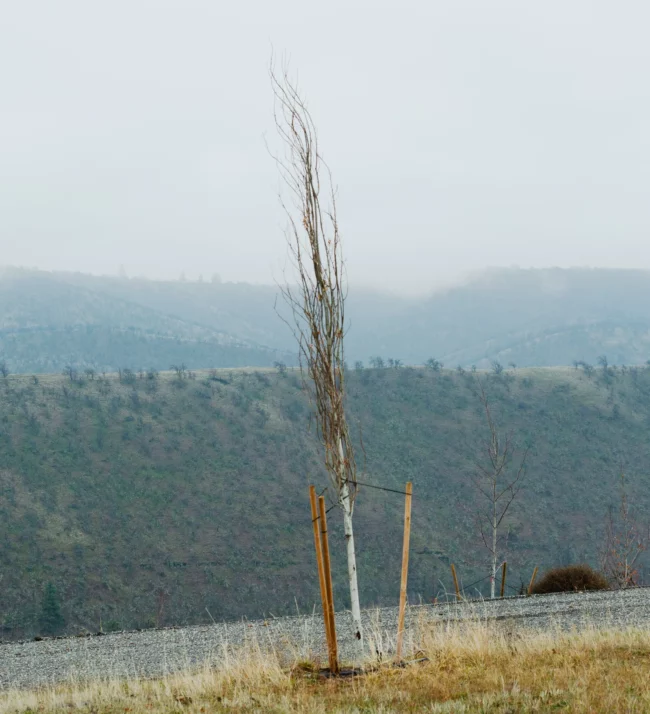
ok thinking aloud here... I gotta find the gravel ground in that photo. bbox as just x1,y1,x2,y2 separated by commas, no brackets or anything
2,588,650,690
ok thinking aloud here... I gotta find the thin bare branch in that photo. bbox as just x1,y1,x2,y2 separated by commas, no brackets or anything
601,469,649,588
470,377,528,597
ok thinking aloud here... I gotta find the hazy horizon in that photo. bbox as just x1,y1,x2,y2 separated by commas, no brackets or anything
5,262,650,301
3,1,650,292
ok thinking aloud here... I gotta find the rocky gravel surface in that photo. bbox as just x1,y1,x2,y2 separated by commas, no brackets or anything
2,588,650,690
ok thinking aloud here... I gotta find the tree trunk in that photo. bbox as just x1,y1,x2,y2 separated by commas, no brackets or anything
491,506,498,599
339,437,363,648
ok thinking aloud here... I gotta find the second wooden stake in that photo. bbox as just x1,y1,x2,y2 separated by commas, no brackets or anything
318,495,339,674
396,482,413,660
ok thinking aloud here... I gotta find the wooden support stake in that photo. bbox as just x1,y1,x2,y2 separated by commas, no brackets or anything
318,496,338,674
309,486,332,657
451,563,461,601
500,561,507,598
528,566,539,596
396,481,413,661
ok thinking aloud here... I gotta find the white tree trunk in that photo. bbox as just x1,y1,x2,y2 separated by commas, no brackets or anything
337,429,363,648
340,478,363,646
491,509,498,599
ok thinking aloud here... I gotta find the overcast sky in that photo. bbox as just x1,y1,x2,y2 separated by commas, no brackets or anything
2,1,650,293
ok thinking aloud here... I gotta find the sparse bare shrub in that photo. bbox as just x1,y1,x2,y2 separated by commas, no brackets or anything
530,564,609,594
171,364,187,380
63,364,78,382
491,360,504,375
425,358,442,372
579,361,594,377
120,368,136,385
598,355,614,379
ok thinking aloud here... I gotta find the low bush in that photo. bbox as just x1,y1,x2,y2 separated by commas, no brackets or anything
531,564,609,594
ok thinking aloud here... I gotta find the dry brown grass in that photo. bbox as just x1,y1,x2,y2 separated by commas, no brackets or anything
3,621,650,713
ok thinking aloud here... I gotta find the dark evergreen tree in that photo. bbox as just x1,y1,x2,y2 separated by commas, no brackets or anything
40,582,65,635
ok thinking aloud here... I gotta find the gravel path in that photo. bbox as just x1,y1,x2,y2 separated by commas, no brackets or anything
2,588,650,690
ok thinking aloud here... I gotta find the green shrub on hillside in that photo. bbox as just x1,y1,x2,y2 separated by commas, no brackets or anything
40,582,65,635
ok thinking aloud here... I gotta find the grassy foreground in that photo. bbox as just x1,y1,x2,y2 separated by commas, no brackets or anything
4,622,650,713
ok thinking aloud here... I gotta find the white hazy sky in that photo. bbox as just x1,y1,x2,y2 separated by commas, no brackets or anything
2,0,650,292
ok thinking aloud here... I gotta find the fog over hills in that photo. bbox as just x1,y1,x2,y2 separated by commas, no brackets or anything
1,266,650,373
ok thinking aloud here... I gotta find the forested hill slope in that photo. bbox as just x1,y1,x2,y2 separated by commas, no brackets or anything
363,267,650,368
0,268,293,374
4,266,650,372
1,364,649,639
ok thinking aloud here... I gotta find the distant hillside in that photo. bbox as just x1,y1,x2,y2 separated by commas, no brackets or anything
1,364,649,639
57,266,650,369
3,266,650,373
351,267,650,369
0,268,293,373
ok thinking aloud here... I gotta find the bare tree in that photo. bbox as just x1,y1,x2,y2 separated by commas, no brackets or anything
0,360,9,379
601,470,649,588
273,360,288,376
120,368,136,385
271,65,363,644
472,382,527,598
63,364,78,383
170,364,187,380
490,360,504,375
